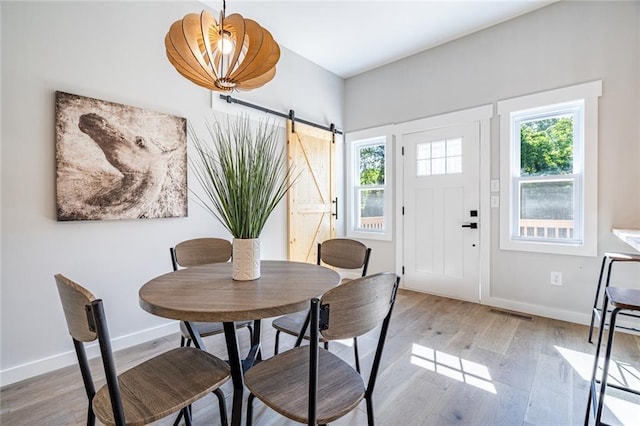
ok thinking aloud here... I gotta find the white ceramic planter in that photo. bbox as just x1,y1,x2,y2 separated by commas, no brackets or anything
232,238,260,281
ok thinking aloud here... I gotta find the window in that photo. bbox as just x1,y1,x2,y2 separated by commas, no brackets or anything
498,81,601,256
416,138,462,176
346,126,393,241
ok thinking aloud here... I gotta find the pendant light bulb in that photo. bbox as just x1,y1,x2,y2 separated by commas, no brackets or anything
217,32,234,55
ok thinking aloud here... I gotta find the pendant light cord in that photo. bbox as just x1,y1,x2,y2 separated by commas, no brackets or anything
219,0,227,78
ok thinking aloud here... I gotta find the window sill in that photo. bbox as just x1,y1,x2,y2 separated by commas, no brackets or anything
347,230,392,242
500,238,597,257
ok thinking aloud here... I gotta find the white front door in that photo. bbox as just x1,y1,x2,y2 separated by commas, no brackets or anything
402,122,480,301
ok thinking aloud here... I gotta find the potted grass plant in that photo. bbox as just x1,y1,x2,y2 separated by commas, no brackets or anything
190,114,295,280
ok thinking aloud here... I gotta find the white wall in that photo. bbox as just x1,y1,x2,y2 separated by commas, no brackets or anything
345,1,640,320
0,1,343,386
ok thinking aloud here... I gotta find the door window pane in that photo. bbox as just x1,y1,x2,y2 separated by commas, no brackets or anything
417,143,430,160
432,158,446,175
431,140,446,158
447,156,462,173
415,139,463,176
447,138,462,156
417,159,431,176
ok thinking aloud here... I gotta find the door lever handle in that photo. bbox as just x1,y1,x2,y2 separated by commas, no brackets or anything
461,222,477,229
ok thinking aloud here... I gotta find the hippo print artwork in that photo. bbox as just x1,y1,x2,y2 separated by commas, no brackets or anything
55,91,187,220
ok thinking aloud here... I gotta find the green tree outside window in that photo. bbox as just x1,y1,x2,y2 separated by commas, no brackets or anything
520,117,573,176
359,144,385,185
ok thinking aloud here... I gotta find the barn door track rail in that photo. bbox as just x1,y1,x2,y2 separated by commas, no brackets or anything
219,94,342,141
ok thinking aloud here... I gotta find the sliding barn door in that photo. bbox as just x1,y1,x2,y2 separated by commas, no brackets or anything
287,120,336,262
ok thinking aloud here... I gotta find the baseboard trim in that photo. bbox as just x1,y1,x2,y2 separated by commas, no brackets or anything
400,286,592,325
1,321,178,388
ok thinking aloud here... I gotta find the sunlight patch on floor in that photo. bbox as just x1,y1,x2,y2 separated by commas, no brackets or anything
601,394,640,426
333,338,354,347
555,345,640,389
555,345,640,425
410,343,497,394
555,346,594,380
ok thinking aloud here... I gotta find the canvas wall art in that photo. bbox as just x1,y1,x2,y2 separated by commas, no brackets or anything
55,91,187,221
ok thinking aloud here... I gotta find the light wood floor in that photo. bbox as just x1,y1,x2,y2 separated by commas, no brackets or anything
2,289,639,425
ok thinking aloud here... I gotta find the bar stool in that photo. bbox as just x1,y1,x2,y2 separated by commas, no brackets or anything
585,287,640,425
587,252,640,343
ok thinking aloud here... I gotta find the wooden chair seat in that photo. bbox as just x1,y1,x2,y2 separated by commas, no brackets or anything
244,346,364,424
93,347,230,425
246,272,400,425
54,274,231,425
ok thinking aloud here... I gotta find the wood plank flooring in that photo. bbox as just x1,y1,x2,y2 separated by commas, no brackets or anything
2,289,639,425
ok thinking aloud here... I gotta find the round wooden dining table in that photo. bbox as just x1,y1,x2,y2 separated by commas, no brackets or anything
139,260,340,426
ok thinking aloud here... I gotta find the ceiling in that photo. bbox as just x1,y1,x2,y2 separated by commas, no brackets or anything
204,0,556,78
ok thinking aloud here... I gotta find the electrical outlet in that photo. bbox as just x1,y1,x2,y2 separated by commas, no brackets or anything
490,179,500,192
491,195,500,208
550,271,562,286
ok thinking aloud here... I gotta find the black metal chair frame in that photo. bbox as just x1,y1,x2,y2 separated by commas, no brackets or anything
247,275,400,426
587,252,640,343
273,241,371,373
585,287,640,426
71,298,227,426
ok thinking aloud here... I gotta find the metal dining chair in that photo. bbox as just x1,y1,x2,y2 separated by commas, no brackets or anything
170,238,253,347
245,272,400,426
272,238,371,372
587,251,640,343
54,274,230,425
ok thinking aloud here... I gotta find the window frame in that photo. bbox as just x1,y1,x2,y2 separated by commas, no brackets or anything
497,80,601,256
345,126,394,241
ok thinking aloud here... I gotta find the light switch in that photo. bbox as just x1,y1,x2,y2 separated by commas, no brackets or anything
490,179,500,192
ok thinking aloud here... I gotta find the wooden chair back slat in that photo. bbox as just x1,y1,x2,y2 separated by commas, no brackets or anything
319,238,368,270
55,274,231,425
54,274,97,343
320,272,397,341
173,238,232,269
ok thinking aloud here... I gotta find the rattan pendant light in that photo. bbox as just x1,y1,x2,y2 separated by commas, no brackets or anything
165,1,280,92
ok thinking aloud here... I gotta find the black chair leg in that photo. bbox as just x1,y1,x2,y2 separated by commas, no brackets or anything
274,330,280,355
213,388,228,426
180,336,186,347
588,256,608,343
353,336,361,374
184,406,193,426
585,291,610,425
87,405,95,426
324,341,329,350
246,393,256,426
366,394,375,426
247,324,254,343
